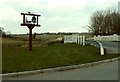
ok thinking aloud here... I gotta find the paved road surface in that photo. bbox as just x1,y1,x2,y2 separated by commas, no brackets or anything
86,40,119,54
99,41,119,48
3,60,119,80
99,41,119,54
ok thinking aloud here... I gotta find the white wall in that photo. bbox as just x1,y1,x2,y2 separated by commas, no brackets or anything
93,34,120,41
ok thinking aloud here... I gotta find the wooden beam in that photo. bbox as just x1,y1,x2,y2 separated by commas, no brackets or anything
21,13,41,16
21,24,41,27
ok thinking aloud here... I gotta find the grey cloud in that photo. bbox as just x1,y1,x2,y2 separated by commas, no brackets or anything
0,0,119,34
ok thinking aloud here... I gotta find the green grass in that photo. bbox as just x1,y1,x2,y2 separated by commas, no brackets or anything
13,35,62,41
2,35,62,47
2,36,119,73
2,42,119,73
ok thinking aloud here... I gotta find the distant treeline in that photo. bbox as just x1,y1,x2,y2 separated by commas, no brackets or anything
0,26,89,37
26,32,88,35
37,32,87,35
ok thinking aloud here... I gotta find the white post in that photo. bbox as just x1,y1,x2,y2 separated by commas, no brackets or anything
79,35,81,44
96,41,104,55
113,34,118,41
80,36,82,45
64,36,66,43
76,35,77,44
77,35,79,44
72,35,73,43
83,36,85,46
100,46,104,55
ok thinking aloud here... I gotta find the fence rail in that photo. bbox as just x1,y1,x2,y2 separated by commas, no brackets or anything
64,35,85,45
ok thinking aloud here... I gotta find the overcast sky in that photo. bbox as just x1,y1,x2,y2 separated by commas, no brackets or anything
0,0,119,34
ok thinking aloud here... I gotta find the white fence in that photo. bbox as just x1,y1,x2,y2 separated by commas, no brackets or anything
64,35,105,55
64,35,85,45
93,34,120,41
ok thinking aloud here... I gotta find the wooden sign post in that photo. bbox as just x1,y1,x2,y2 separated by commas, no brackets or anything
21,12,41,51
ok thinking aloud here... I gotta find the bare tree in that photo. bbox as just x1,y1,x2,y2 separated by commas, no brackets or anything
88,9,120,35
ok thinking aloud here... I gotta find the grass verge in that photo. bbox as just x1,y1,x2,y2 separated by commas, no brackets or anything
2,42,119,73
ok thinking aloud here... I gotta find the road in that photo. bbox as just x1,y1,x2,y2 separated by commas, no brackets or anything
3,60,119,80
86,40,119,54
99,41,120,54
99,41,119,48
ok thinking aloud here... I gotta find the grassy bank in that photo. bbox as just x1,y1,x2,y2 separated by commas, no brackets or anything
2,42,119,73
